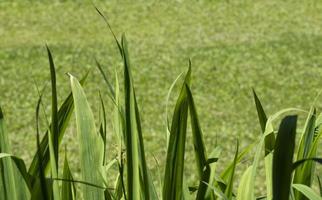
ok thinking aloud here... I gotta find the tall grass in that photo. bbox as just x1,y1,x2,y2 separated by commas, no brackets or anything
0,11,321,200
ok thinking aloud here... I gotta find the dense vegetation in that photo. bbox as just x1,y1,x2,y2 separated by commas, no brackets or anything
1,2,322,199
1,10,322,199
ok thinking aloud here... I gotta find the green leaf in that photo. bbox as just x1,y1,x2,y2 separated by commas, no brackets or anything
237,166,253,200
252,90,275,199
292,158,322,170
273,115,297,200
221,143,254,182
45,45,60,200
70,75,105,200
163,65,191,200
186,84,213,200
95,7,122,56
61,155,76,200
46,45,59,171
253,89,275,155
28,72,88,179
293,184,322,200
121,34,156,200
294,108,320,200
31,95,51,200
0,106,30,200
224,141,239,199
96,59,115,99
0,153,31,190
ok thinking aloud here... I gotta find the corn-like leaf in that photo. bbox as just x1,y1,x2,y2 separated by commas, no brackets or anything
221,143,254,183
163,65,191,200
70,75,105,200
293,184,322,200
237,166,252,200
121,34,157,200
28,72,88,180
61,155,76,200
253,90,275,199
0,153,31,190
294,108,319,200
224,141,239,199
45,45,60,200
46,45,59,170
186,84,214,200
273,115,297,200
0,106,30,200
236,135,268,200
0,106,19,200
29,94,54,200
253,89,275,155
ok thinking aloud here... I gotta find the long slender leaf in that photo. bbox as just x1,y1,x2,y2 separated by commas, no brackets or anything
70,74,105,200
0,106,18,200
253,89,275,155
163,65,191,200
121,34,156,200
186,84,214,200
253,90,275,199
273,115,297,200
46,45,59,170
45,45,60,200
0,106,29,200
294,108,320,200
28,72,89,179
224,141,239,199
61,155,76,200
293,184,322,200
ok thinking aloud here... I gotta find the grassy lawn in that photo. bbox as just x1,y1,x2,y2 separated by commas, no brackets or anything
1,0,322,191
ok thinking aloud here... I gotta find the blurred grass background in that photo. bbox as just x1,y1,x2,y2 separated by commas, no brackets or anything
1,0,322,192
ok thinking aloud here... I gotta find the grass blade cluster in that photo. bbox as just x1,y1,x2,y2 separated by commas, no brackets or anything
0,12,321,200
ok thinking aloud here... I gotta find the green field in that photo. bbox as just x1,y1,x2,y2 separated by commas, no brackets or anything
1,0,322,190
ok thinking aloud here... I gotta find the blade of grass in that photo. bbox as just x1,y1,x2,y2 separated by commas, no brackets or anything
186,84,215,200
121,34,156,200
0,105,18,200
163,65,191,200
70,74,105,200
45,45,60,200
253,90,275,199
0,106,29,200
28,94,55,200
221,143,254,183
224,141,239,199
95,7,122,55
294,108,319,200
293,184,322,200
96,59,115,99
253,89,275,155
273,115,297,200
61,155,76,200
46,45,59,170
28,72,89,179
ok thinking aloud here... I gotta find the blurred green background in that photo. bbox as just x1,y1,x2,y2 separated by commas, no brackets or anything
1,0,322,191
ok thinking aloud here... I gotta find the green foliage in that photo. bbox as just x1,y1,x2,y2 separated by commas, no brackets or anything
0,17,321,200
